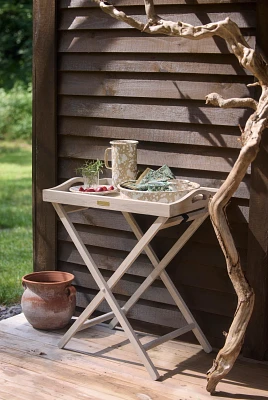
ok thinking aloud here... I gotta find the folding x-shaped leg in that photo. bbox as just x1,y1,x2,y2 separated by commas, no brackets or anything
109,212,212,353
53,202,212,380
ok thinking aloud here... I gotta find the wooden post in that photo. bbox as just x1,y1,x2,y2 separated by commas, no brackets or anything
32,0,57,271
243,0,268,360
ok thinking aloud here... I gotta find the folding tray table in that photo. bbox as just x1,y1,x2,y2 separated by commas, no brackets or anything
43,177,216,380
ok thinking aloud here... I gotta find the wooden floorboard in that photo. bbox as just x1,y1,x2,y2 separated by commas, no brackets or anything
0,314,267,400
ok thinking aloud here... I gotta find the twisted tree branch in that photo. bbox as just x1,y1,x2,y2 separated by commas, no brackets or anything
93,0,268,393
96,0,268,82
205,93,258,110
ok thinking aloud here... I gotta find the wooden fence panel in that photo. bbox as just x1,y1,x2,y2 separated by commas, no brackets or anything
54,0,258,350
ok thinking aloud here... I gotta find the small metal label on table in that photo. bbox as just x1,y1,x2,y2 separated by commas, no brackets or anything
97,200,110,207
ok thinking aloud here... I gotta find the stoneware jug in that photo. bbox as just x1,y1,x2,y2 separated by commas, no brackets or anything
21,271,76,330
104,140,139,188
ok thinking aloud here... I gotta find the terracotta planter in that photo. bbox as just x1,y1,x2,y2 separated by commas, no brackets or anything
21,271,76,330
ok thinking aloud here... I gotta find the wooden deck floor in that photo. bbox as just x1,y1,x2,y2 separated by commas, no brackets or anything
0,314,267,400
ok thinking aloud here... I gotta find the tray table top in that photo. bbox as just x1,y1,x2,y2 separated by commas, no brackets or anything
43,177,217,218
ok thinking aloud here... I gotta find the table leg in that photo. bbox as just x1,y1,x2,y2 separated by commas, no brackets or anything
53,203,167,378
109,211,212,353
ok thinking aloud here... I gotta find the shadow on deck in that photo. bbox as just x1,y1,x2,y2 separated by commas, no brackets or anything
0,314,267,400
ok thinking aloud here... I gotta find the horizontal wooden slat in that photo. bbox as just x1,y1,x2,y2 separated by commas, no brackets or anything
58,135,249,174
59,31,255,54
59,96,252,127
72,207,211,242
193,310,232,343
63,205,249,255
69,265,179,305
180,287,236,317
170,240,248,271
65,200,249,227
75,286,236,327
58,157,250,199
58,223,136,252
68,208,132,232
154,220,248,251
76,289,186,328
58,239,246,280
59,117,245,149
175,174,250,200
59,251,236,294
225,198,249,222
59,72,254,100
59,53,251,75
60,0,256,8
59,9,255,30
170,262,235,295
58,242,154,276
129,311,231,349
58,218,248,251
79,204,249,258
60,262,236,317
61,148,238,174
75,290,234,347
66,205,248,235
58,226,248,273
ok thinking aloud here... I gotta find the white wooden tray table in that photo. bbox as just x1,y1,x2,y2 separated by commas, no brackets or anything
43,177,216,380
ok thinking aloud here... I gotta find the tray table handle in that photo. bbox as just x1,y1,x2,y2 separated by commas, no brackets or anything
192,193,208,203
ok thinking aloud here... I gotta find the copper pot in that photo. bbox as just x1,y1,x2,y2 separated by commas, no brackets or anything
21,271,76,330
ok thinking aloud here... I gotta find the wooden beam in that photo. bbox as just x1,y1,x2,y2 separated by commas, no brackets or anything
243,0,268,360
33,0,57,271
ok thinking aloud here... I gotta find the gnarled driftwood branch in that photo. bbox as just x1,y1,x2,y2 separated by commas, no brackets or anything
93,0,268,393
205,93,258,110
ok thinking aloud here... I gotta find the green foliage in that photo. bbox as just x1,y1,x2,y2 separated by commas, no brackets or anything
0,0,32,89
0,142,32,305
76,159,104,178
0,2,33,304
0,85,32,142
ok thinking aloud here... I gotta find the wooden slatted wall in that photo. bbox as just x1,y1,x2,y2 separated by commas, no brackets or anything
56,0,256,349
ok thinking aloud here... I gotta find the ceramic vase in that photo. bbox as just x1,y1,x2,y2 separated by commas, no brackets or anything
104,140,138,188
21,271,76,330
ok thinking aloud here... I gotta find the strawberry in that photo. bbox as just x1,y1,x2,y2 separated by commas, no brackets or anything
108,185,114,191
95,187,103,192
86,188,95,192
102,186,108,191
79,186,85,192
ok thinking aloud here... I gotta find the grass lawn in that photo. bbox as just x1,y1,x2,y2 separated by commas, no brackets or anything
0,141,32,305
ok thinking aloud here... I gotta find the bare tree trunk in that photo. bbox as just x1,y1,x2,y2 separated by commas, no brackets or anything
92,0,268,393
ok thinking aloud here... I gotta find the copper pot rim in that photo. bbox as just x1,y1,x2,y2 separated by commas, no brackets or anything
22,271,74,285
